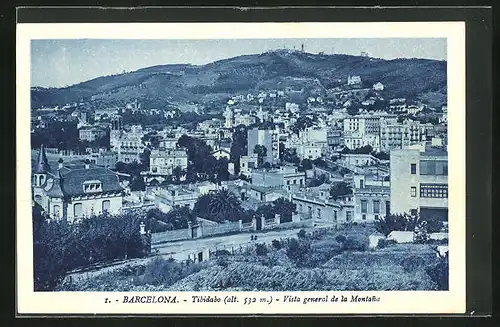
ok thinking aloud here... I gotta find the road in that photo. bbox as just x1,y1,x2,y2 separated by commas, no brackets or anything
66,227,310,282
152,227,307,260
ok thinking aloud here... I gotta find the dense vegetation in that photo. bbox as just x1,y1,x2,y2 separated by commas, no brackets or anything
59,225,448,292
33,206,150,291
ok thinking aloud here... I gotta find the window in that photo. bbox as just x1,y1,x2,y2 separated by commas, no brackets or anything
361,200,368,213
420,183,448,198
287,180,290,185
411,186,417,197
410,163,417,174
374,214,379,220
362,214,366,220
102,200,110,212
346,211,353,221
420,160,448,176
373,200,380,214
410,209,418,216
359,179,364,188
385,201,390,215
333,210,337,222
53,205,60,218
74,203,83,217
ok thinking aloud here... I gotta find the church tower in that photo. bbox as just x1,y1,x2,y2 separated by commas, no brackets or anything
224,105,234,129
34,144,51,187
110,115,122,150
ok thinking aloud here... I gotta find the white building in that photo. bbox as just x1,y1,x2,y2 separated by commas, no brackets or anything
373,82,384,91
32,146,123,222
149,149,188,175
347,75,362,86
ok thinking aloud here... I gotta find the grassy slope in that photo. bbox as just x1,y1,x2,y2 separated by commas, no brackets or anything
59,226,443,292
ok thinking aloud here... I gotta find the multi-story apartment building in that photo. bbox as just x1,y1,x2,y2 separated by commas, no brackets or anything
247,127,279,165
115,125,145,163
380,119,421,152
390,146,448,221
149,149,188,175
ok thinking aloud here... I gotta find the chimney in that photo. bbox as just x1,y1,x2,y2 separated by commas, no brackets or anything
58,158,64,170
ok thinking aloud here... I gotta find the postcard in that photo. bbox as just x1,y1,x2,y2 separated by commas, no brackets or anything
16,21,466,315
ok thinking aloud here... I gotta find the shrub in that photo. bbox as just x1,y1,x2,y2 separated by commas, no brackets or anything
400,255,426,273
272,239,282,250
377,238,388,249
335,235,347,244
255,243,269,256
342,235,368,251
297,229,307,239
214,249,231,257
426,255,449,290
286,238,311,266
141,257,203,287
216,257,229,268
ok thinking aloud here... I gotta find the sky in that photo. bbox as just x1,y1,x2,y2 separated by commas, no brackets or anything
31,38,446,88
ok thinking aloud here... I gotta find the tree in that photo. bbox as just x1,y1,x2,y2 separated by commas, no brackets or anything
253,144,268,168
194,189,243,223
272,198,296,222
352,145,373,154
298,159,313,172
330,182,352,200
374,213,421,237
129,176,146,191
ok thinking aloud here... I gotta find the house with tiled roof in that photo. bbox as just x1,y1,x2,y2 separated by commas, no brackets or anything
32,145,124,222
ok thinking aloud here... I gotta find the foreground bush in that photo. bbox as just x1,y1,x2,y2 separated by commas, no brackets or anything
33,209,150,291
342,235,369,252
286,238,311,267
426,254,449,290
255,243,269,256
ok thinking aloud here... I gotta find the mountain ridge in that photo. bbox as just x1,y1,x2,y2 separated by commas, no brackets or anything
31,50,447,110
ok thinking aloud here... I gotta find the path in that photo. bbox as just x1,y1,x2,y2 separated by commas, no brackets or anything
66,227,309,282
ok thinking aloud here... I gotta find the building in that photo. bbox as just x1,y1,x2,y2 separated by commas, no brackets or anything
153,185,199,213
379,119,422,152
239,155,258,176
389,146,448,221
223,105,234,129
339,153,380,167
347,75,362,86
296,143,325,160
32,146,124,222
88,151,118,169
327,129,343,148
116,125,145,163
251,166,305,192
159,137,178,150
78,126,107,142
247,128,277,165
352,175,390,222
373,82,384,91
149,149,188,175
110,116,123,149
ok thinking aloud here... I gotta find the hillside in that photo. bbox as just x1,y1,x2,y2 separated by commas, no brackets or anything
31,50,447,110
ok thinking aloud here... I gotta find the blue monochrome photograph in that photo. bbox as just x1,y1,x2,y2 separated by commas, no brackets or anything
30,38,449,292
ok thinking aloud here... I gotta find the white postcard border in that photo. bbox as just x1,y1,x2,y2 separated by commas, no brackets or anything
16,22,466,315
